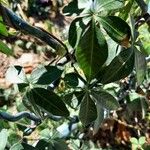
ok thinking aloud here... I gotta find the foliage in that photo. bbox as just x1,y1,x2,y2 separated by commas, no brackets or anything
0,0,149,149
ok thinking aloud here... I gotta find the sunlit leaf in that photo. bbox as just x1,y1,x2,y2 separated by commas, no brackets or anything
6,66,27,84
69,17,86,48
30,66,63,85
0,40,13,55
98,16,131,47
95,0,124,12
100,48,134,84
76,22,108,82
0,129,8,150
0,16,8,36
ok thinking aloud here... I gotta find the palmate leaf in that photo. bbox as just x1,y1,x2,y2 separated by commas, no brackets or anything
69,17,86,48
28,88,69,117
95,0,124,12
79,92,97,126
63,0,83,16
100,48,134,84
6,66,27,84
64,73,79,87
134,47,146,85
76,22,108,82
92,90,119,110
98,16,131,47
30,66,63,85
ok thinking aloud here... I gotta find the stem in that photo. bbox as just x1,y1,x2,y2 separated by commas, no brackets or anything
135,0,150,26
135,0,148,14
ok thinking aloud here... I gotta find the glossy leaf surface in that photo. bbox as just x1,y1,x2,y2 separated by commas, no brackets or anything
76,22,108,81
99,16,131,47
29,88,69,117
100,48,134,84
79,92,97,126
30,66,63,85
92,90,119,110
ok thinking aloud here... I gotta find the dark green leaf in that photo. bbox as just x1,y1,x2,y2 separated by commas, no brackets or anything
30,66,63,85
100,48,134,84
0,40,13,55
76,22,108,82
98,16,131,47
0,129,8,150
6,66,27,84
63,0,83,16
35,140,49,150
29,88,69,117
24,92,42,117
64,73,79,87
63,91,85,109
95,0,124,12
62,92,74,108
92,90,119,110
134,47,146,85
0,16,8,36
74,91,85,106
18,83,29,92
79,92,97,126
53,140,68,150
69,18,86,48
22,143,37,150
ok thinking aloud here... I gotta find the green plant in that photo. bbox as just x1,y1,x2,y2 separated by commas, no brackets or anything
0,0,150,149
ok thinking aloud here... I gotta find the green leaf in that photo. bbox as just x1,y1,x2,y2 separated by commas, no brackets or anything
98,16,131,47
6,66,27,84
95,0,124,12
0,129,8,150
63,92,75,109
64,73,79,87
134,47,146,85
10,143,24,150
101,48,134,84
76,22,108,82
0,40,13,55
35,140,49,149
92,90,119,110
139,137,146,145
29,88,69,117
119,0,134,20
63,0,83,16
69,18,86,48
52,140,68,150
22,143,37,150
79,92,97,126
0,16,8,36
130,137,138,145
93,101,104,134
30,66,63,85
